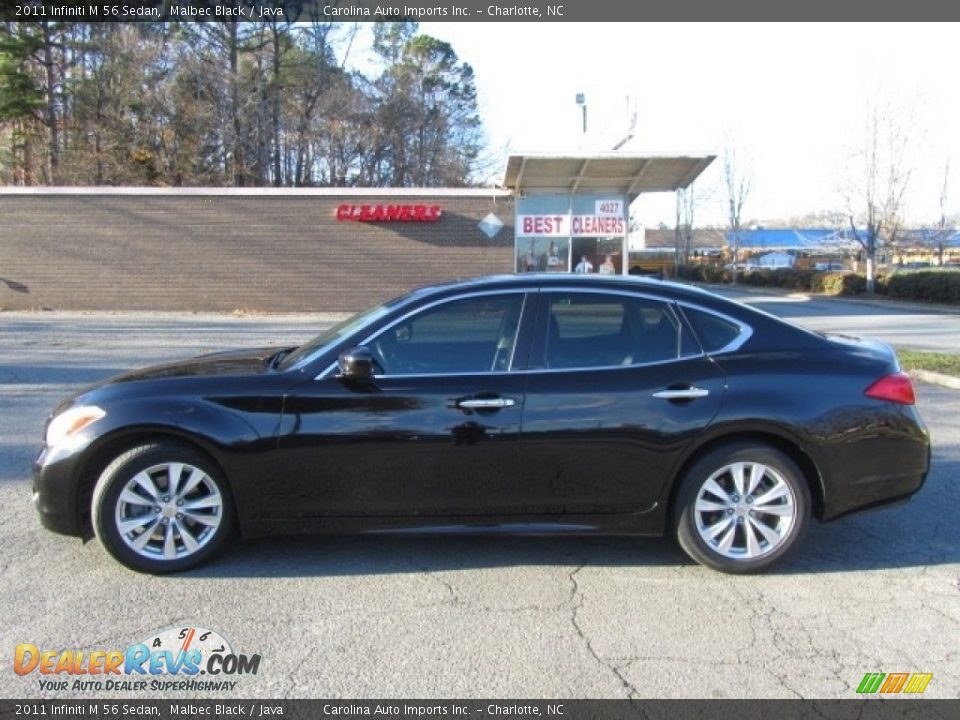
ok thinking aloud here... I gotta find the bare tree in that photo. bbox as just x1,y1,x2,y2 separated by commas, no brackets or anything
674,190,682,273
675,179,715,269
916,160,957,265
723,141,751,283
841,94,918,292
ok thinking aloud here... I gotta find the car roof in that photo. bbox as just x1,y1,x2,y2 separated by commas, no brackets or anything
402,273,828,351
408,273,728,306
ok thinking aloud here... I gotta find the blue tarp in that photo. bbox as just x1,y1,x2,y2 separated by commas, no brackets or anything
725,229,858,250
728,228,960,250
910,229,960,248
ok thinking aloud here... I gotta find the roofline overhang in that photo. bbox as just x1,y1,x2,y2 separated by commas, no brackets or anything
503,152,716,199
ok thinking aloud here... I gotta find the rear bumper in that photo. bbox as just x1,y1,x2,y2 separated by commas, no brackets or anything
818,411,930,521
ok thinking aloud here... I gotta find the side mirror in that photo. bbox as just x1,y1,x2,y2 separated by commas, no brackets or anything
337,346,376,381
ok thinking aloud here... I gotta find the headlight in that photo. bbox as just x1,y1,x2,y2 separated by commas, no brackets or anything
46,406,106,448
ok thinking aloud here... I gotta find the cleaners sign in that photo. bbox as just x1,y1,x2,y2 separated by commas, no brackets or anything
336,204,442,222
518,213,625,237
518,198,625,236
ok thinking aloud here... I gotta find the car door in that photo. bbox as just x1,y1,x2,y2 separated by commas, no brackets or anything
273,291,534,518
518,289,726,515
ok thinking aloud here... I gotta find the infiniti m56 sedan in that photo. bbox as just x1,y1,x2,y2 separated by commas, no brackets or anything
34,274,930,574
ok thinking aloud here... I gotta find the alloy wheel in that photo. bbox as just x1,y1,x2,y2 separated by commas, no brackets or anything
692,461,797,560
113,461,224,561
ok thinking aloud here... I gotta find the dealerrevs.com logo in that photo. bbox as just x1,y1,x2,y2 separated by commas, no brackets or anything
14,626,262,693
856,672,933,695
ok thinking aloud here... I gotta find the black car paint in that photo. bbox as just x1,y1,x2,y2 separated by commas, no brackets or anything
33,275,930,542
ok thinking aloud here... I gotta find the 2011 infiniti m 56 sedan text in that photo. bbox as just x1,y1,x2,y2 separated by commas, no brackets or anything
33,274,930,574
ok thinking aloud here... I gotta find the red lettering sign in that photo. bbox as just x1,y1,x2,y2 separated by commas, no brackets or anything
335,204,442,222
518,215,569,236
570,215,625,237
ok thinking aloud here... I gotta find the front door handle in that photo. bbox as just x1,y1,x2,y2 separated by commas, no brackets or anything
652,387,710,400
456,397,517,409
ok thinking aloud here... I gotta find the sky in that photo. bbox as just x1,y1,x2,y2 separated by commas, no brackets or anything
361,22,959,228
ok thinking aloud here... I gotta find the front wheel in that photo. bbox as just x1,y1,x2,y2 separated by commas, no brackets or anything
91,441,235,574
675,443,811,573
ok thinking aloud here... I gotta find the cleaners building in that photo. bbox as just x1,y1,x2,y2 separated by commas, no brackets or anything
0,152,713,312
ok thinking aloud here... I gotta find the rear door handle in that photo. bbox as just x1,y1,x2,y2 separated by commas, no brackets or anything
652,387,710,400
456,397,517,409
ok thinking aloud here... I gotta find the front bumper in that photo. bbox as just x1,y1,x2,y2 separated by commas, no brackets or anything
33,444,85,537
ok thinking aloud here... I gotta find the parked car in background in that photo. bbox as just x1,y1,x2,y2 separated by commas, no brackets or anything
34,274,929,574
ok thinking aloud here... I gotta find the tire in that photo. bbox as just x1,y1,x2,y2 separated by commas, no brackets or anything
674,443,811,574
91,441,235,574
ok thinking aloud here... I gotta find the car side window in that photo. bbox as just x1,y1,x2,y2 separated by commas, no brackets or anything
541,293,680,369
681,307,744,353
370,294,525,376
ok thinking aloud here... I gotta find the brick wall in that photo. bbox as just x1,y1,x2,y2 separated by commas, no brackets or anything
0,192,515,312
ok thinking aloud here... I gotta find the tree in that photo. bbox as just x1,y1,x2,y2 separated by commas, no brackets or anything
0,23,45,184
0,21,485,188
63,24,175,185
841,94,918,292
0,21,68,183
723,141,751,282
674,179,713,269
916,160,957,266
179,21,267,186
373,24,483,187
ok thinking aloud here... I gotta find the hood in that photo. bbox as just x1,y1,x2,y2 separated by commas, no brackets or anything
50,346,293,420
100,346,286,385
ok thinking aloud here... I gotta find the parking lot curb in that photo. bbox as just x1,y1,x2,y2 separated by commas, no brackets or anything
909,369,960,390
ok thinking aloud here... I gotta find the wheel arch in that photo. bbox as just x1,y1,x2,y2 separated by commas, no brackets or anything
665,430,826,529
75,427,234,540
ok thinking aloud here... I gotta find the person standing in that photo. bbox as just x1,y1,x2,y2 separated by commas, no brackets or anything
574,255,594,274
598,255,616,275
523,250,537,272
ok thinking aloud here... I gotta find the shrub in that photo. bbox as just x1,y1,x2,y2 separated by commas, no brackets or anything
739,270,769,287
812,272,866,296
737,267,814,290
884,271,960,303
676,265,731,284
772,267,815,290
702,266,732,284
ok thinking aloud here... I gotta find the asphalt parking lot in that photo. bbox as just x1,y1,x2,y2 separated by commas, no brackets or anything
1,306,958,699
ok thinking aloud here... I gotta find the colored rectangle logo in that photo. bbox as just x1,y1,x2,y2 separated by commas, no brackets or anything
857,672,932,694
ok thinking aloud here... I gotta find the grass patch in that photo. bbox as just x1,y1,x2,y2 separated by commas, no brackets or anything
898,350,960,378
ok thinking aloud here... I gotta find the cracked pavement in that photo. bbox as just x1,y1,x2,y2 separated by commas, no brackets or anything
0,311,958,699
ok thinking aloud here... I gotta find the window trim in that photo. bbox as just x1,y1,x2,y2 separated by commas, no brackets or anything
675,301,754,355
312,286,755,380
316,289,530,380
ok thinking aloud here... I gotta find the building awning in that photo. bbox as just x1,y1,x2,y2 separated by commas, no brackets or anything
503,153,715,199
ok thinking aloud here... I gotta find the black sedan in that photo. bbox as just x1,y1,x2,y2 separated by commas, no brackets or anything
33,274,930,574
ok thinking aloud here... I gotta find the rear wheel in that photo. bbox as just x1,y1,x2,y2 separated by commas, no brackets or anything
91,441,235,574
675,443,810,573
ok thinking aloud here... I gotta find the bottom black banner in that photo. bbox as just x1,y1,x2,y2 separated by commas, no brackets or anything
0,700,957,720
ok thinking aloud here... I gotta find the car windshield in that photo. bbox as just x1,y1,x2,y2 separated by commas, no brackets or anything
278,295,409,371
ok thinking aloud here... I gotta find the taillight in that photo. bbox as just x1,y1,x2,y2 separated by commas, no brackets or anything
865,372,916,405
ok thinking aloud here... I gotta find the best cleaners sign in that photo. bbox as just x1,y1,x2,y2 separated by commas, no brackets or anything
518,213,626,237
518,199,625,237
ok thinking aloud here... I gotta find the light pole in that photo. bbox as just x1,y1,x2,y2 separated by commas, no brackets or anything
575,93,587,140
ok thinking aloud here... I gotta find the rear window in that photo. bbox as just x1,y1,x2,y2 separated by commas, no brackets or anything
682,307,744,353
